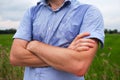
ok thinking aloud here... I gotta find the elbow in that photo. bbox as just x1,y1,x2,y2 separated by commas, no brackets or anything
69,62,88,76
74,68,87,77
10,53,19,66
10,54,17,66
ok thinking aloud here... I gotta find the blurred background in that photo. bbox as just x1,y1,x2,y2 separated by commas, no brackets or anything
0,0,120,80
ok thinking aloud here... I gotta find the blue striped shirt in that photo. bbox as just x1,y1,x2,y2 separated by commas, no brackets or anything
13,0,104,80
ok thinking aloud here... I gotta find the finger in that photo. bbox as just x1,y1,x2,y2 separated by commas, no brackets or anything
75,46,89,52
68,45,76,50
74,32,90,41
75,42,95,48
69,32,90,49
75,39,95,45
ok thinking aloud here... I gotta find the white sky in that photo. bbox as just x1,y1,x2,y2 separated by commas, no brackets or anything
0,0,120,31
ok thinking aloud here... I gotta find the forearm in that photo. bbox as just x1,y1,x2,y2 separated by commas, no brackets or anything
27,40,98,75
10,48,48,67
28,42,76,72
10,39,48,67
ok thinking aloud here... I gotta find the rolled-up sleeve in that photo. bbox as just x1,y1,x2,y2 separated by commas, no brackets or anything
13,8,32,41
79,6,105,47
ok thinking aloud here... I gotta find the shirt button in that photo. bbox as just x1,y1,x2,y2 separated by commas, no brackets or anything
48,27,51,30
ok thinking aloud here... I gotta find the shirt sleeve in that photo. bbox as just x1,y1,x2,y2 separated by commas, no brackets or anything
13,7,33,41
79,6,105,47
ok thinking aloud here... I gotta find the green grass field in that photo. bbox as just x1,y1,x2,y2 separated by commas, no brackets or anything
0,34,13,48
0,34,120,80
102,34,120,66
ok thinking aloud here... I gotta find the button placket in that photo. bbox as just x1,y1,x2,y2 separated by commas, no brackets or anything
45,12,55,43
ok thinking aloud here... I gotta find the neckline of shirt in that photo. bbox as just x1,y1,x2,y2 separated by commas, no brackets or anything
38,0,72,12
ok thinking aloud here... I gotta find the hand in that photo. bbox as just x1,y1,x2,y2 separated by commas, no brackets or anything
68,32,95,52
27,40,39,52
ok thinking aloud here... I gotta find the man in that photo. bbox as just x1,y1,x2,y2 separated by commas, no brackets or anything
10,0,104,80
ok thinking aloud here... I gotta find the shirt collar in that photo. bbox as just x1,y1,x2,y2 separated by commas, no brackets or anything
38,0,72,6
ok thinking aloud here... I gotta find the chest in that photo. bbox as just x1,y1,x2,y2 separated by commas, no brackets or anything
32,7,84,46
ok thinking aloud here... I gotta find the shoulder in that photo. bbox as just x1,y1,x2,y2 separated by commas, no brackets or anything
74,1,103,17
71,1,101,15
85,5,103,18
25,2,42,15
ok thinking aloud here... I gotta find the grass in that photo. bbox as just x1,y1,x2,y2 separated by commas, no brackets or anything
102,34,120,66
85,48,120,80
0,46,24,80
0,34,24,80
0,34,120,80
0,34,13,49
85,34,120,80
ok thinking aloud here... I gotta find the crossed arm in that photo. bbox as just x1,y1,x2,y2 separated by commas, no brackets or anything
10,32,98,76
